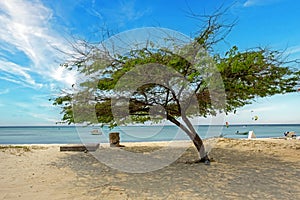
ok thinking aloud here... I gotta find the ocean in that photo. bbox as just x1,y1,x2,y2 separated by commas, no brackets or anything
0,124,299,144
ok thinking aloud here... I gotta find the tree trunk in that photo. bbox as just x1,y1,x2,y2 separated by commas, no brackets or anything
189,133,210,163
167,114,210,164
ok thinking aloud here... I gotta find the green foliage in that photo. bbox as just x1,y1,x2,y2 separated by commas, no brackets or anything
52,95,74,124
53,25,300,127
217,46,299,113
53,41,299,126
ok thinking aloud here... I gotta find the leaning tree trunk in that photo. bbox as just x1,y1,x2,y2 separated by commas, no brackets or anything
188,132,210,163
167,114,210,163
182,115,210,162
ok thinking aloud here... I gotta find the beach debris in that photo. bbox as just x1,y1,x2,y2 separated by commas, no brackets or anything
204,160,210,165
109,186,126,191
109,132,125,147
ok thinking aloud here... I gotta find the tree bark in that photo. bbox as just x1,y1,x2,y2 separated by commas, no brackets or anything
167,114,209,163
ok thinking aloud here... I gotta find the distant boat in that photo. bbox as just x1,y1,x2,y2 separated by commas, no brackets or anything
235,131,248,135
91,129,102,135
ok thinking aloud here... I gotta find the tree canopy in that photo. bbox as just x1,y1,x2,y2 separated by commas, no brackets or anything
53,12,300,163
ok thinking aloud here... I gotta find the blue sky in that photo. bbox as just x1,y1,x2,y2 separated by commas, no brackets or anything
0,0,299,126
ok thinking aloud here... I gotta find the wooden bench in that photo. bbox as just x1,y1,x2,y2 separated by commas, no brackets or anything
60,143,100,152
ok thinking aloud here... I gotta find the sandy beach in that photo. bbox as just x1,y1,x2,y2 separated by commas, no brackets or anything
1,138,299,199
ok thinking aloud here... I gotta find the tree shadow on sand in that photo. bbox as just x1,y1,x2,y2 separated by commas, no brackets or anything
52,146,300,199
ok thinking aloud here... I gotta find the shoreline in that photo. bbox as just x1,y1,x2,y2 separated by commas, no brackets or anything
1,124,298,145
1,123,300,127
0,136,299,146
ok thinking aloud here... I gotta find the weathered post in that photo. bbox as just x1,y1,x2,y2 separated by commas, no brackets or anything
109,132,124,147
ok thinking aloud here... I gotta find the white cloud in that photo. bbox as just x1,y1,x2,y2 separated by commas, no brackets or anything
0,0,149,91
118,1,150,21
287,46,300,55
0,60,43,89
14,102,30,108
0,88,10,95
93,0,151,27
28,112,59,123
243,0,281,7
0,0,76,89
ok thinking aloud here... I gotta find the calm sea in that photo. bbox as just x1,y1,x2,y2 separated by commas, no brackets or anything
0,124,299,144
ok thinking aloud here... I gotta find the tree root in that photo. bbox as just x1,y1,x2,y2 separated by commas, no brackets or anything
185,156,214,165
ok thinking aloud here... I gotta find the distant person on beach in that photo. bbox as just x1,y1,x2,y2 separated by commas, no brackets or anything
284,131,296,138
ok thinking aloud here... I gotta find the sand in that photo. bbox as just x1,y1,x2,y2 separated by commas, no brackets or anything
0,138,299,199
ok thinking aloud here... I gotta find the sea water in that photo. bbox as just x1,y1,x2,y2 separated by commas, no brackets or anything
0,124,299,144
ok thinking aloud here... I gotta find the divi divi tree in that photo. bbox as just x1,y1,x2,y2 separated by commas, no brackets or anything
53,11,300,163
